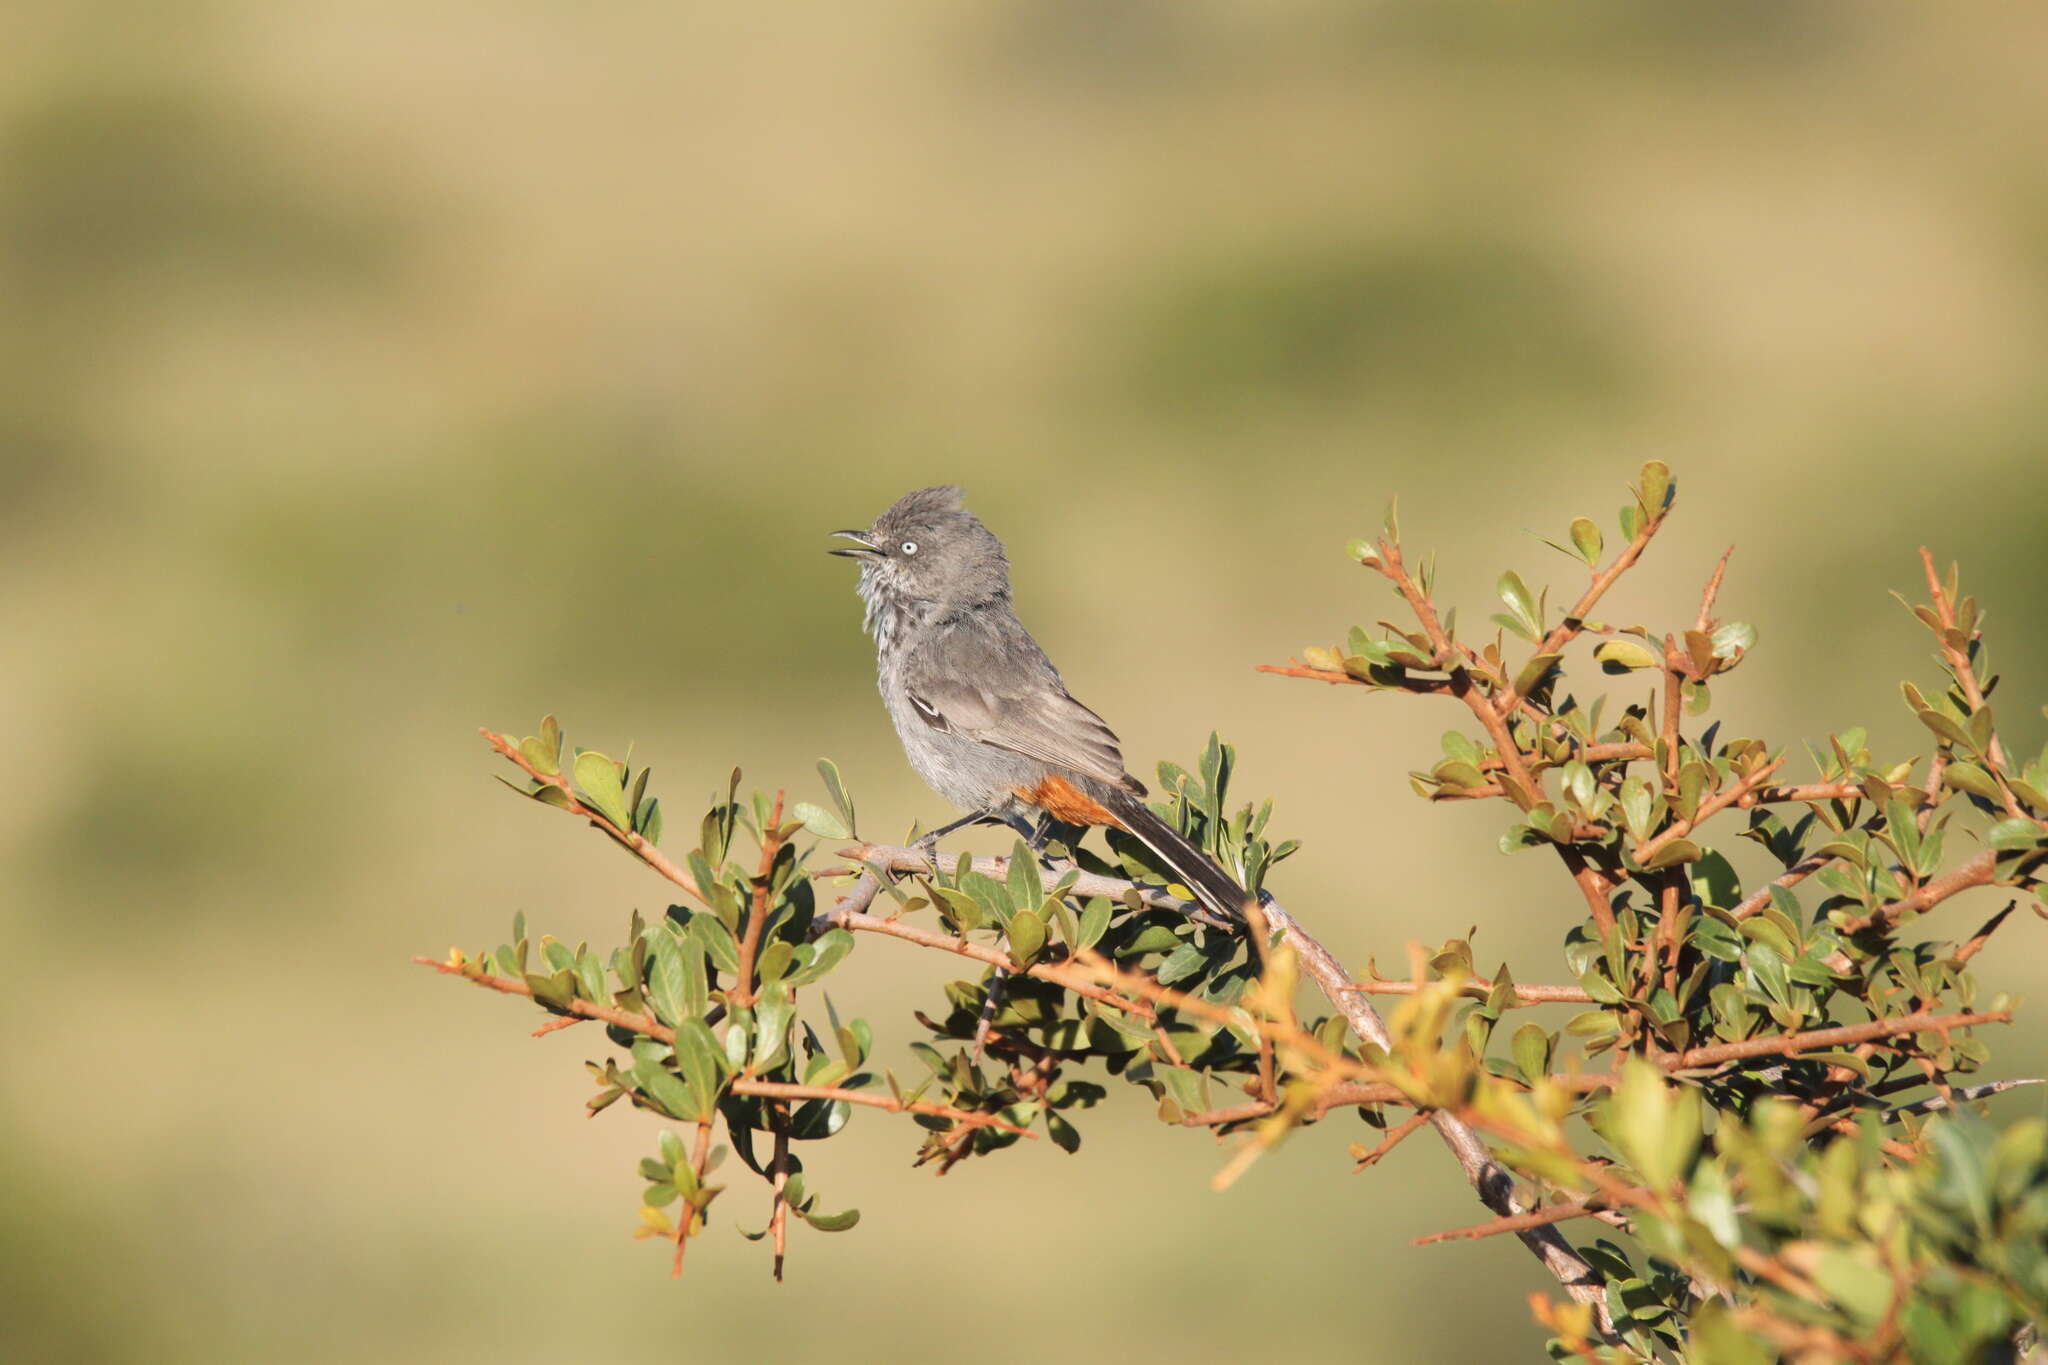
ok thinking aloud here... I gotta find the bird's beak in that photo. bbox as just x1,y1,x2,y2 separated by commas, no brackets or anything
828,530,881,558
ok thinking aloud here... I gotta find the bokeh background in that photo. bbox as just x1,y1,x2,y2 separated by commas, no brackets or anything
5,3,2046,1361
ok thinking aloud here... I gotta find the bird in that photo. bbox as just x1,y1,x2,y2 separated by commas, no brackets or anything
830,485,1249,925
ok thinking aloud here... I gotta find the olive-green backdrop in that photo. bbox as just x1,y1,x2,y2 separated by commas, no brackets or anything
5,4,2045,1361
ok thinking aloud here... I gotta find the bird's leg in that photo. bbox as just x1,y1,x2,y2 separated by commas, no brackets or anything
972,964,1008,1061
915,809,997,868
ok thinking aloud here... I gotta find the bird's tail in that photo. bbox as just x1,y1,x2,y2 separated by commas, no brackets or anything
1099,788,1251,925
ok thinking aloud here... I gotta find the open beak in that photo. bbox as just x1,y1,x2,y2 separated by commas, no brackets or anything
828,530,881,558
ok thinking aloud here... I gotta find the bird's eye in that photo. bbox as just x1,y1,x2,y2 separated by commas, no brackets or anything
900,541,919,555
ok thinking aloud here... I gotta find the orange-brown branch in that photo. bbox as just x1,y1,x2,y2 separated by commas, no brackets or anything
1836,849,2001,933
732,790,788,1008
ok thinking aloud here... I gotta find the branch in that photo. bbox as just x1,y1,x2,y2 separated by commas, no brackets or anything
1415,1195,1635,1247
1257,894,1614,1319
412,955,1034,1136
1632,756,1787,865
819,841,1614,1317
1694,545,1734,633
1253,662,1457,695
737,1080,1035,1137
673,1120,714,1277
482,727,705,901
1666,1008,2010,1071
1835,849,2001,933
1351,1111,1432,1172
1346,978,1595,1007
733,790,788,1007
1499,500,1674,715
1732,854,1832,921
813,905,1154,1017
829,843,1228,926
1920,548,2022,801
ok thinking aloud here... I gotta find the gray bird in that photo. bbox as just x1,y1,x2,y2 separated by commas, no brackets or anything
831,485,1248,924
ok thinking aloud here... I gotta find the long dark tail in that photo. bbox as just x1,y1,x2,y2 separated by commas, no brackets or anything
1100,788,1251,925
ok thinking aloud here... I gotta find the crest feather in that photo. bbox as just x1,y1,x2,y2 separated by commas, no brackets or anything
889,485,966,517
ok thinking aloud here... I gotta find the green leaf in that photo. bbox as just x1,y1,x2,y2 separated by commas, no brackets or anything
1076,898,1112,952
1594,639,1662,673
816,758,855,835
789,929,854,985
1511,1022,1554,1082
1814,1248,1894,1329
799,1205,860,1232
1008,909,1047,967
1689,851,1741,911
1046,1110,1081,1153
1155,942,1205,986
518,734,560,777
1497,571,1540,639
753,985,795,1068
630,1043,699,1120
1915,708,1973,749
1638,459,1672,513
755,939,794,985
1564,1010,1620,1038
1987,818,2044,852
932,886,985,934
1943,761,2002,801
790,801,849,840
671,1019,728,1117
525,968,578,1011
1568,516,1602,565
1007,840,1044,910
1618,776,1655,841
1512,651,1562,698
1640,838,1701,871
1709,621,1755,658
573,751,631,828
688,914,741,974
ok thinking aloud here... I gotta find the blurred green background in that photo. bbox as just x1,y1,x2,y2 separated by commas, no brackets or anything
6,3,2046,1361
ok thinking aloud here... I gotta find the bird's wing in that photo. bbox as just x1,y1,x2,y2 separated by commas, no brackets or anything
903,615,1142,795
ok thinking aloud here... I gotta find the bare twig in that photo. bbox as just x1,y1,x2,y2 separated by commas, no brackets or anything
1416,1195,1632,1246
1694,546,1734,634
1352,1111,1432,1172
